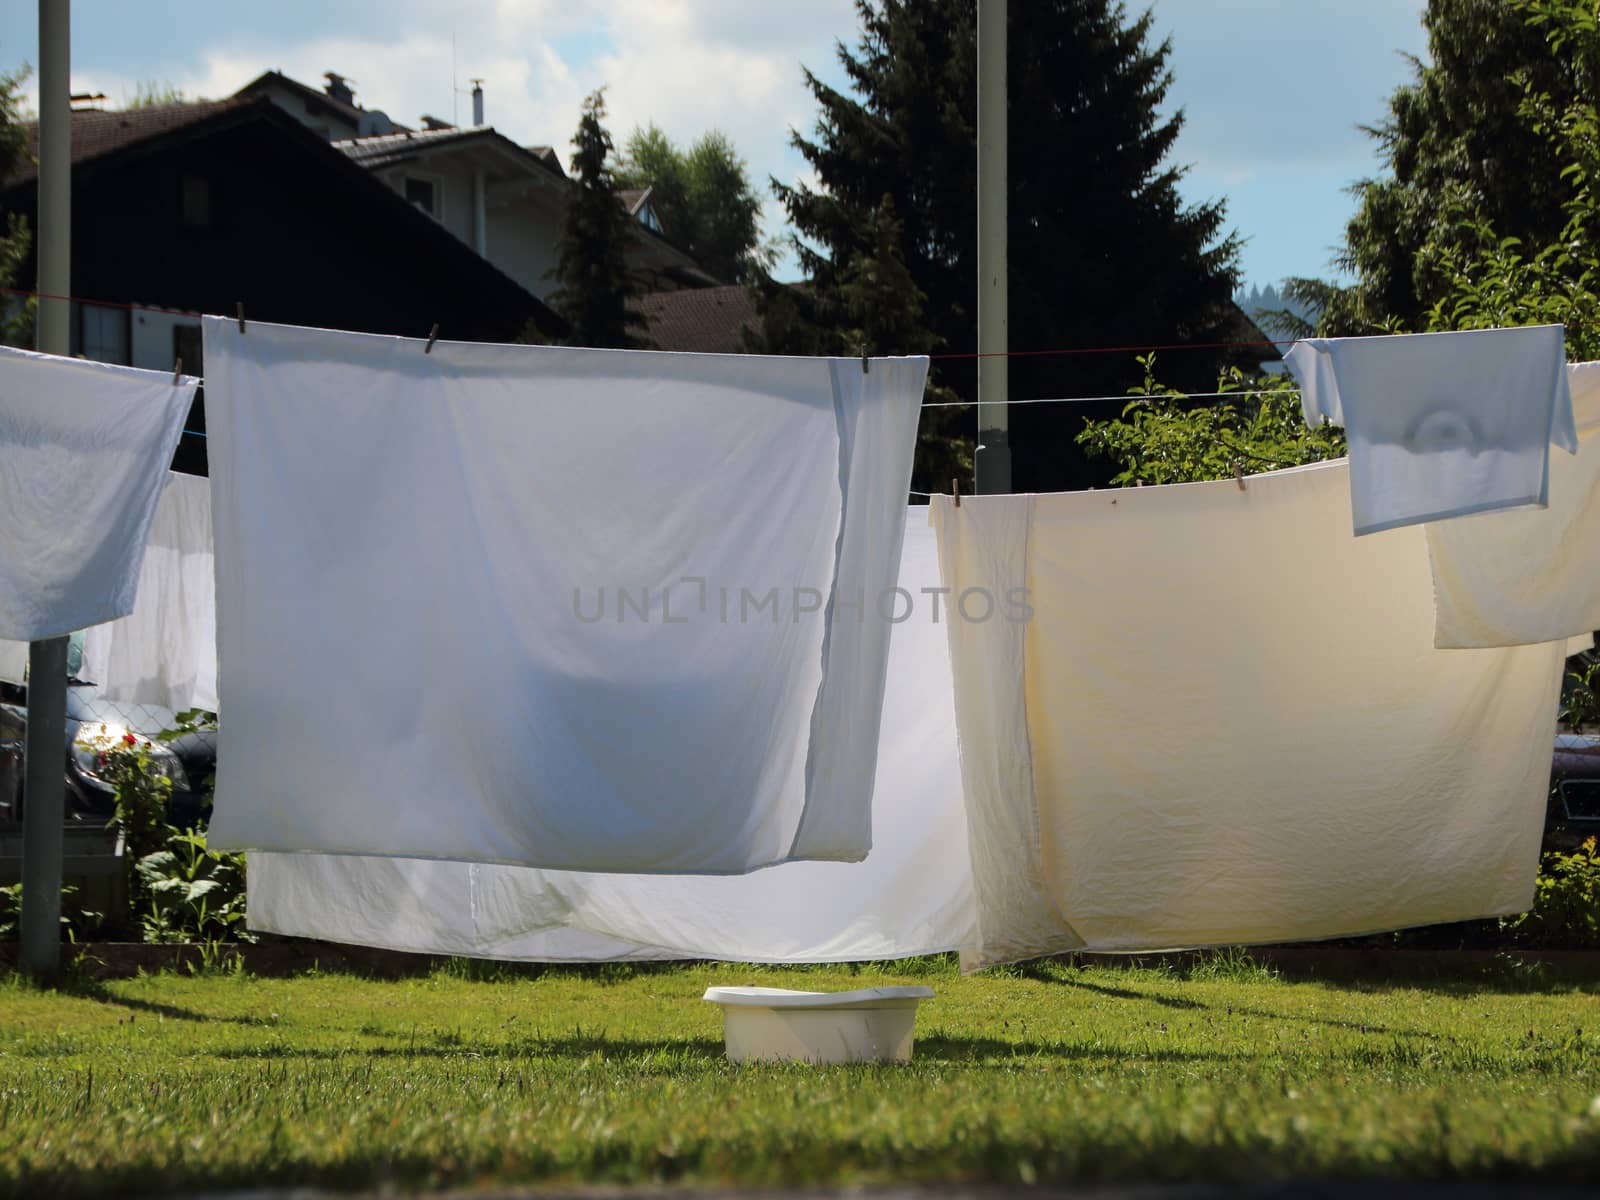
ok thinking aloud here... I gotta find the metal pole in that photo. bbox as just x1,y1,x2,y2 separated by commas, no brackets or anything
21,0,72,982
975,0,1010,493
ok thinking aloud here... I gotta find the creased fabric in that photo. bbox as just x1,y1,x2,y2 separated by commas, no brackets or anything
202,318,924,872
77,471,217,711
1285,325,1575,535
247,515,975,962
932,462,1567,970
0,345,194,640
1427,361,1600,648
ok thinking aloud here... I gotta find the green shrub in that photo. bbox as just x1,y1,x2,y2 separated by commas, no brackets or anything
136,826,252,949
1507,836,1600,948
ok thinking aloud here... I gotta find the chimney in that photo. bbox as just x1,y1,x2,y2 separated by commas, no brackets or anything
470,78,484,126
323,71,355,107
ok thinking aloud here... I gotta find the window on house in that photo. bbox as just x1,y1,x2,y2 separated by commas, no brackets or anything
404,176,438,218
182,175,213,229
78,303,130,365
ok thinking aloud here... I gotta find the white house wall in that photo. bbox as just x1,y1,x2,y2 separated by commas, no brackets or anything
486,197,565,301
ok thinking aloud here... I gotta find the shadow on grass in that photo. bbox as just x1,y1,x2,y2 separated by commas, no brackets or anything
207,1033,727,1062
1011,949,1600,999
58,980,272,1026
1044,973,1446,1042
916,1033,1232,1064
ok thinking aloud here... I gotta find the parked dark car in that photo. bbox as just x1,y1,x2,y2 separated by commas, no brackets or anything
1547,729,1600,851
0,680,214,830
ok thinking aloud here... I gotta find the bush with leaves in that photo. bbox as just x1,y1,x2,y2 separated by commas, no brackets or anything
0,880,105,943
87,713,251,949
1507,837,1600,948
136,827,251,946
1076,355,1346,486
87,730,171,916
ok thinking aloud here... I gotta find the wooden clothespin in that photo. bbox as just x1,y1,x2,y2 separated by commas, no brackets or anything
425,324,440,354
860,341,869,374
236,302,246,333
1234,460,1246,491
173,357,182,385
952,477,961,508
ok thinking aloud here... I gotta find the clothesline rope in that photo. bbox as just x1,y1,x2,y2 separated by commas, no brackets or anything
922,388,1283,407
169,388,1283,442
0,284,1297,444
0,284,1302,360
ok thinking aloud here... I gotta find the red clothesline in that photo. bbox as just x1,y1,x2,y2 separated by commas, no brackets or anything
0,285,1298,359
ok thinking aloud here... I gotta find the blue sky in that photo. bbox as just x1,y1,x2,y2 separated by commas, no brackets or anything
0,1,1429,289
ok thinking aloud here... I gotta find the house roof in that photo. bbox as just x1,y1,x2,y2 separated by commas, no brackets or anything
635,284,758,354
0,96,564,338
334,126,712,281
234,70,407,134
8,97,251,183
523,145,562,174
331,125,568,181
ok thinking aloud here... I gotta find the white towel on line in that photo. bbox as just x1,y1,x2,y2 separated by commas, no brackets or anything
0,345,194,640
932,462,1568,971
247,514,976,963
1285,325,1576,535
201,317,927,874
1426,360,1600,648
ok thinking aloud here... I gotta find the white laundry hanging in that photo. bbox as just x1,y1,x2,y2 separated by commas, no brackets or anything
1285,325,1576,535
247,514,975,962
0,345,194,640
931,462,1568,971
1426,361,1600,648
202,318,926,873
76,471,218,712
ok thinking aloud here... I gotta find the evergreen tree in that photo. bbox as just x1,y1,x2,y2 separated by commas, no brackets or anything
758,0,1244,492
616,125,770,284
839,195,973,491
550,90,648,349
1335,0,1592,330
0,65,33,347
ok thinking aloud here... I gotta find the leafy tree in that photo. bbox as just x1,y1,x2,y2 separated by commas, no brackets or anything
1077,356,1344,486
1410,0,1600,359
0,65,33,347
615,125,770,284
758,0,1245,492
1335,0,1594,331
549,90,648,349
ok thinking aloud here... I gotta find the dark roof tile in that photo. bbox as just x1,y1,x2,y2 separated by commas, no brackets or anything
8,98,251,185
635,284,758,354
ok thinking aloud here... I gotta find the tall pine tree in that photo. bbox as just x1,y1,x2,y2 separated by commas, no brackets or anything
756,0,1244,491
550,90,648,349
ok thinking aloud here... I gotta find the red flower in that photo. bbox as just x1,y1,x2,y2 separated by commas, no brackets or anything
122,732,137,746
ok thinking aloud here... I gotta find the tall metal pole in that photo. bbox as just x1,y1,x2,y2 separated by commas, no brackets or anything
21,0,72,981
975,0,1010,493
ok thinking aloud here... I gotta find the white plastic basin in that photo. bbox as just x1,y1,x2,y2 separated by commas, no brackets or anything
702,985,934,1064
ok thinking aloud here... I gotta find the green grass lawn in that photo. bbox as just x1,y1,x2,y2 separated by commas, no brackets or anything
1,952,1597,1197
